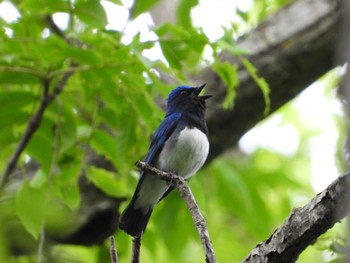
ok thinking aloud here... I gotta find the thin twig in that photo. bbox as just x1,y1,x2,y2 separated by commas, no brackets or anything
45,15,71,44
131,235,142,263
135,161,217,263
0,66,45,78
109,236,118,263
175,178,217,263
37,227,45,263
0,70,74,189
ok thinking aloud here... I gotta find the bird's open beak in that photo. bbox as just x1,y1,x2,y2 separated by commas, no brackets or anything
193,83,212,100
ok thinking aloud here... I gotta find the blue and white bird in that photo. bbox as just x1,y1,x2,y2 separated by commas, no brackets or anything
119,84,211,236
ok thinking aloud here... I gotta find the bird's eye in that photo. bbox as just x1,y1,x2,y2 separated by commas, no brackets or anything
180,91,187,95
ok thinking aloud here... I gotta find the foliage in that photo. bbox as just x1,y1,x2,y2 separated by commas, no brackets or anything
237,0,293,29
0,0,345,263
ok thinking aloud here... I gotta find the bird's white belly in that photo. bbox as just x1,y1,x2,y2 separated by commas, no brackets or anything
158,127,209,178
135,127,209,212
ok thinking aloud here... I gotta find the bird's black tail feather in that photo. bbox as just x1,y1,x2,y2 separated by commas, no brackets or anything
119,201,152,236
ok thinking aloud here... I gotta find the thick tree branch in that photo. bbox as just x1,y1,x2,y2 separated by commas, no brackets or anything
243,172,350,263
135,161,217,263
151,0,344,160
195,0,344,161
337,0,350,166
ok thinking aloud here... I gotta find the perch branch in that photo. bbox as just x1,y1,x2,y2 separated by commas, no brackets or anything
131,235,142,263
135,161,217,263
109,236,118,263
243,171,350,263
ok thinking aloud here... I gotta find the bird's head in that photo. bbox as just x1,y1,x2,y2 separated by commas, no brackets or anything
166,84,211,116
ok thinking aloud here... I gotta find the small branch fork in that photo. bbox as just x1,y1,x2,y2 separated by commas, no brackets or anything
0,70,74,189
135,161,217,263
0,14,79,190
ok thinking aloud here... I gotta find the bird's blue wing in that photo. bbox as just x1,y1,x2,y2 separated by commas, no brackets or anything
144,112,182,165
119,112,182,235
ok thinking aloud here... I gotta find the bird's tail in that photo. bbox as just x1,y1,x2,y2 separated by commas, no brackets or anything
119,200,152,236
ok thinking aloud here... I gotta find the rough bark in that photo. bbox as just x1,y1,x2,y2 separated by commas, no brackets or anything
337,0,350,166
243,172,350,263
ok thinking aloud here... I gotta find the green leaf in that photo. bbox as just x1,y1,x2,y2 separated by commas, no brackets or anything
236,8,249,22
86,166,128,196
0,111,30,130
130,36,156,68
19,0,68,13
60,47,101,65
25,131,53,174
75,0,108,28
0,129,16,150
0,72,42,84
0,224,9,262
240,57,270,115
91,129,118,168
59,105,78,152
15,181,48,239
130,0,161,19
158,40,182,69
77,125,93,139
176,0,198,28
212,61,239,109
107,0,122,4
0,91,36,115
215,28,251,56
0,91,35,148
57,156,81,209
156,24,207,69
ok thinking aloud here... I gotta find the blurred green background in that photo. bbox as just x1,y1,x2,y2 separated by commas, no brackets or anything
0,0,347,262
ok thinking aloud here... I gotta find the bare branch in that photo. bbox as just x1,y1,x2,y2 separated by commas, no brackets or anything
243,171,350,263
109,236,118,263
135,161,217,263
131,235,141,263
45,15,71,44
